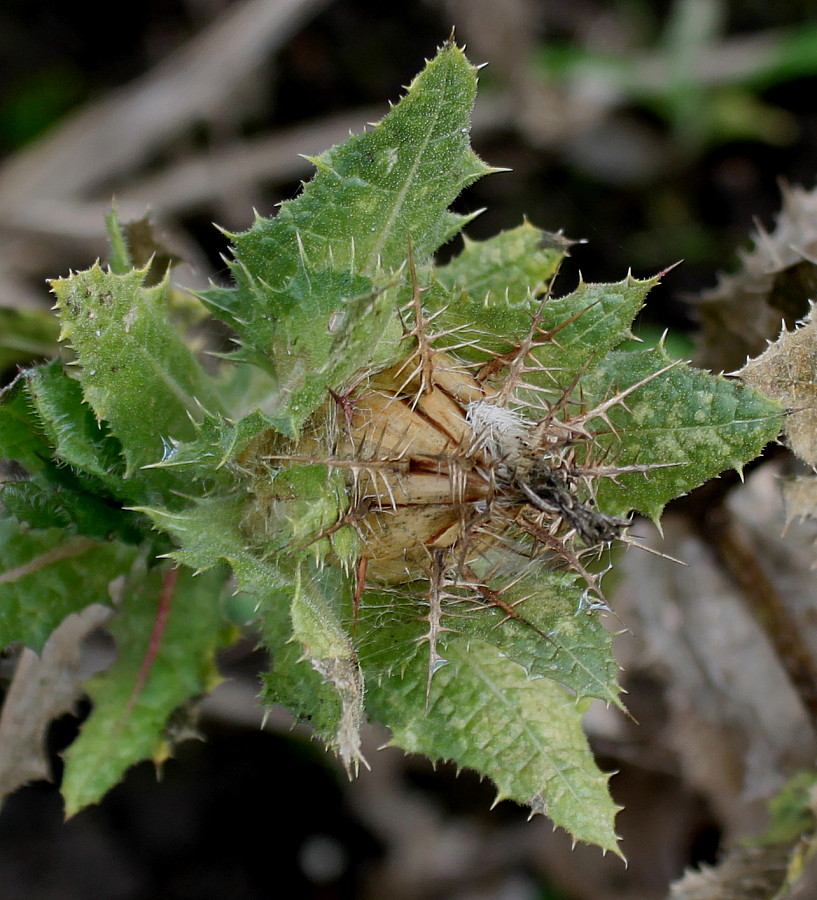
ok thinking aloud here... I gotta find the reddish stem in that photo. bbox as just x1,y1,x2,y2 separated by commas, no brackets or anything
121,565,178,720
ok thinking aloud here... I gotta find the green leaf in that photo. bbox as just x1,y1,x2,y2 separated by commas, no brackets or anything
431,223,568,354
60,563,226,814
241,463,355,564
50,264,223,473
1,477,145,544
145,483,361,761
0,518,137,651
140,492,363,766
534,274,658,378
365,636,621,853
140,408,266,482
356,567,620,709
288,562,364,770
104,208,132,275
432,233,653,376
2,360,175,542
24,360,125,490
436,222,567,306
261,273,402,436
136,494,357,761
231,42,489,287
586,345,784,519
259,586,343,744
200,41,492,434
135,495,254,572
0,374,53,473
458,570,622,709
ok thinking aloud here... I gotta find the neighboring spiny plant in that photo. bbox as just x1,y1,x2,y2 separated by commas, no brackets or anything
0,41,782,852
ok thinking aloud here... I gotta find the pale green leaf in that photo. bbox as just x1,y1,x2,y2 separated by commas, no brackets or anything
199,41,492,434
51,264,223,473
431,223,568,355
230,42,489,288
586,346,783,519
459,569,622,709
365,637,621,852
24,360,124,490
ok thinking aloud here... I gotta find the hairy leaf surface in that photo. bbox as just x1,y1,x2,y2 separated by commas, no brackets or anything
586,346,783,519
51,265,223,473
364,636,621,853
198,42,491,434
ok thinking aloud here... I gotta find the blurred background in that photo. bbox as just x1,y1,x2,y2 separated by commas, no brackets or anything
4,0,817,897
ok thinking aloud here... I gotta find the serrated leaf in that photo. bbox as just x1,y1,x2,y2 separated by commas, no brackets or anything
459,570,622,709
259,586,342,743
1,477,145,544
230,42,488,288
584,346,783,519
24,360,125,490
143,492,355,746
50,264,223,473
4,37,787,855
431,224,568,354
262,273,402,436
60,563,225,815
2,360,155,541
289,562,363,770
356,568,620,709
0,373,53,473
242,463,353,563
435,222,568,307
200,42,492,434
364,636,620,853
0,518,137,651
135,495,254,570
2,361,191,542
534,275,658,378
142,408,267,481
432,235,653,376
738,310,817,467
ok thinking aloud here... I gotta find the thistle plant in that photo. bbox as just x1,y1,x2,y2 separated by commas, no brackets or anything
0,41,782,852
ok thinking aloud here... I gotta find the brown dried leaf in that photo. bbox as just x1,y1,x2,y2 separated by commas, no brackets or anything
695,183,817,373
739,311,817,466
782,476,817,529
668,843,791,900
0,604,111,801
